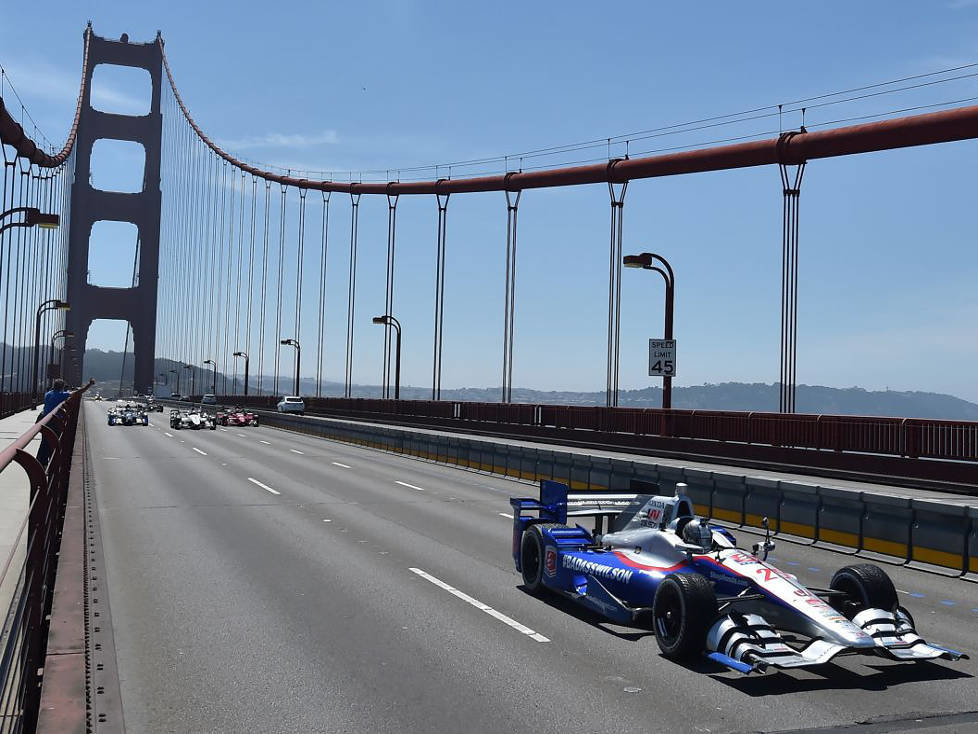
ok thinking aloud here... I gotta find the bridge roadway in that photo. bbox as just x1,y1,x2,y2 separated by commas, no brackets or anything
83,403,978,734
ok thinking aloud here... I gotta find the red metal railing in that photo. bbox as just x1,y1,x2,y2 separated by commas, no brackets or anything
0,382,89,733
211,395,978,463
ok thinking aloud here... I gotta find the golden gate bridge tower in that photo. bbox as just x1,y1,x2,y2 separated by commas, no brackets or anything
65,26,162,394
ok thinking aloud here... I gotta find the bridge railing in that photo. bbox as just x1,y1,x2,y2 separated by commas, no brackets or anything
0,383,89,734
207,396,978,464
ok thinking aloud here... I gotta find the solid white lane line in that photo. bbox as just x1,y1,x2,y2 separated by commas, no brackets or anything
259,440,271,445
192,447,207,456
395,480,425,491
247,477,281,495
408,568,549,643
499,512,513,519
290,449,304,454
164,432,173,438
332,462,351,469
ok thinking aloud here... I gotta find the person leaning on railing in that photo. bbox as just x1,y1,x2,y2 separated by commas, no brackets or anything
36,377,94,466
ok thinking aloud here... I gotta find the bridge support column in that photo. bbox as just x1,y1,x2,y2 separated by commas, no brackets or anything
64,29,162,395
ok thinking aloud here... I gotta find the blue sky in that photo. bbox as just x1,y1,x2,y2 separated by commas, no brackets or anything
3,1,978,400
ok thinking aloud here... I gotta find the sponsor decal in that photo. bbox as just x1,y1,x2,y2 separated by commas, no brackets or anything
544,547,558,577
563,555,634,583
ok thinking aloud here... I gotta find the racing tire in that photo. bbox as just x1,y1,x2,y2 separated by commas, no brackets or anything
829,563,898,618
520,523,568,594
652,573,718,660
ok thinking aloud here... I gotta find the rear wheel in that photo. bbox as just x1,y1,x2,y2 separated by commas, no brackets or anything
520,523,567,594
829,564,898,618
652,573,718,659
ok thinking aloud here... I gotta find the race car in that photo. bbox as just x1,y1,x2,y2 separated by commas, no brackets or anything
216,406,259,427
170,408,216,430
108,403,149,426
510,480,966,674
145,397,164,412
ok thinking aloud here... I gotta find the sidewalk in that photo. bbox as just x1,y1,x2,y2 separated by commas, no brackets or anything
0,407,42,623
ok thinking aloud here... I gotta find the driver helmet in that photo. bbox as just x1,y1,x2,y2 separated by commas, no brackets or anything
682,518,713,550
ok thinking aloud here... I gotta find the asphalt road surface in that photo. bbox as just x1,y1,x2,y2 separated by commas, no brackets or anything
84,404,978,734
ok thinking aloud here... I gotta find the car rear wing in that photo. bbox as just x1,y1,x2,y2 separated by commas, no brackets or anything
509,479,661,571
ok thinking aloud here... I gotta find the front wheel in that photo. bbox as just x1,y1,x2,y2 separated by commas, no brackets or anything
652,573,718,659
829,564,898,618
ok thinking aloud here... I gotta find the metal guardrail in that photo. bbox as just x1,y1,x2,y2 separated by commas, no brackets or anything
0,383,89,734
208,396,978,464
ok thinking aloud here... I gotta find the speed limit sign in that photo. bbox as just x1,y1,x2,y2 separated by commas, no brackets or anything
649,339,676,377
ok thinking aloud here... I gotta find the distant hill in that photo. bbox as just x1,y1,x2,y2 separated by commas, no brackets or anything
77,348,978,421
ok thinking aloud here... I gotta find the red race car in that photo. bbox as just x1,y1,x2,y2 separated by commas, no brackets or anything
216,406,260,427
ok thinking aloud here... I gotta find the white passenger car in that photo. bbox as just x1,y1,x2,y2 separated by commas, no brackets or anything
276,396,305,415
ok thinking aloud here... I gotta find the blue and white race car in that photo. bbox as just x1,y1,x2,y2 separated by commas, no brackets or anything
510,480,966,674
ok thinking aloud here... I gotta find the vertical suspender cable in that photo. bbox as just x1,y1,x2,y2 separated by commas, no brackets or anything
316,192,330,397
245,174,257,393
432,190,449,400
344,193,361,398
295,188,307,393
232,170,246,392
383,190,398,398
273,184,287,394
501,184,521,403
606,173,627,407
777,135,805,414
221,167,237,394
257,180,270,395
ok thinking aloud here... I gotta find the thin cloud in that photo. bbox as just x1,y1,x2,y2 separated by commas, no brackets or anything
218,130,340,150
948,0,978,8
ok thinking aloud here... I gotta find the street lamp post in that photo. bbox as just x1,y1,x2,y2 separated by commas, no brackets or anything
372,316,401,400
50,329,74,387
623,252,675,410
0,207,59,239
279,340,300,396
203,359,217,394
183,364,195,398
233,351,249,396
169,369,180,397
32,299,70,404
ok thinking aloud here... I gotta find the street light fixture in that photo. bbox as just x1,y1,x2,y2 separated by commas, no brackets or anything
203,359,217,394
32,299,70,403
183,364,195,398
233,351,250,396
279,339,300,396
623,252,675,410
372,315,401,400
0,207,60,238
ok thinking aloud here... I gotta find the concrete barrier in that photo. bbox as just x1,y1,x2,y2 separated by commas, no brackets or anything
744,476,780,529
817,487,864,551
249,409,976,578
910,499,968,572
712,474,746,525
778,481,820,541
862,493,912,561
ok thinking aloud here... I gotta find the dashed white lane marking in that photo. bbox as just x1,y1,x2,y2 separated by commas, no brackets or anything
192,447,207,456
247,477,280,495
322,519,332,523
332,461,351,469
164,432,173,438
395,480,425,491
499,512,513,519
290,448,304,454
409,568,549,643
219,427,228,432
237,433,247,437
259,440,271,445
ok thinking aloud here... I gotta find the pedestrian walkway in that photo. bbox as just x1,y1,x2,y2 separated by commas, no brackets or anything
0,407,42,624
